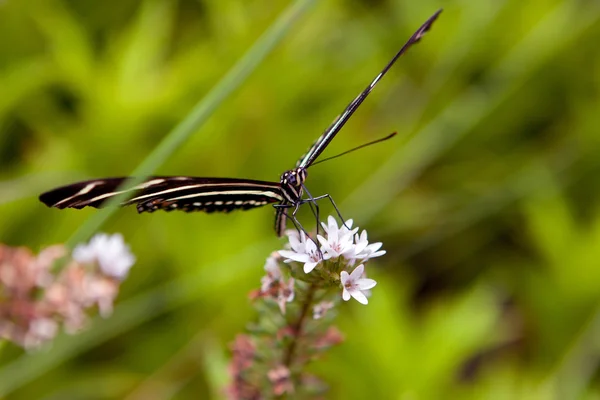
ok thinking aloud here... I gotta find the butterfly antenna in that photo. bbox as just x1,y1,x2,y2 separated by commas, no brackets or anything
310,132,398,166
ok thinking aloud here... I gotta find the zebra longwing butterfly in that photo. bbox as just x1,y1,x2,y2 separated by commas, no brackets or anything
39,10,441,236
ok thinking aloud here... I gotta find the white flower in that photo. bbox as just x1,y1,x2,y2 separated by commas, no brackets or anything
282,229,300,244
313,301,334,319
353,230,386,261
340,264,377,305
321,216,357,243
317,216,357,260
73,233,136,280
257,256,295,314
279,231,327,274
261,256,282,292
277,278,295,314
23,318,59,349
264,256,281,278
85,277,119,318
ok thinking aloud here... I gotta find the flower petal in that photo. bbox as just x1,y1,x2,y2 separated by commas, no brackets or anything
340,270,350,285
349,264,365,280
350,290,369,305
304,238,318,253
327,215,337,229
288,234,302,252
369,250,386,258
368,242,383,252
304,261,319,274
278,250,308,263
316,235,328,248
342,288,351,301
357,278,377,290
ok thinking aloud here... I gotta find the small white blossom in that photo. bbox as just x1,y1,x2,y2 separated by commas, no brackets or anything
277,278,295,314
258,255,296,314
264,256,281,277
282,229,300,245
321,216,357,242
23,318,59,349
279,231,327,274
353,230,386,261
340,264,377,305
317,216,357,260
73,233,135,280
313,301,334,320
85,277,119,318
261,256,282,292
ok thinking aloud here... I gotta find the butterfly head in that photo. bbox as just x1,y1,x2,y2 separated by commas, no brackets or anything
280,167,307,188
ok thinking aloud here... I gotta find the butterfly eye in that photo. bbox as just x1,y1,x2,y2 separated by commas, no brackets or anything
287,173,298,186
280,171,300,187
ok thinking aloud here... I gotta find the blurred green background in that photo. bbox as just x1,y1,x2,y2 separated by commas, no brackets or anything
1,0,600,398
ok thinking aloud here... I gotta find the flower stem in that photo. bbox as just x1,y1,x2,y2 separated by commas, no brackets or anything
283,283,316,367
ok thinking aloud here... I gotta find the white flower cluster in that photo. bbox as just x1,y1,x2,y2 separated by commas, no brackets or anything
73,233,135,280
278,216,384,305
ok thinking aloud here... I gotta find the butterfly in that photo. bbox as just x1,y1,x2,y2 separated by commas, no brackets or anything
40,10,442,236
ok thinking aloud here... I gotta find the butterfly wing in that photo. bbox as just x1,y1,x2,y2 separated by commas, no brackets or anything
39,176,284,214
296,9,442,169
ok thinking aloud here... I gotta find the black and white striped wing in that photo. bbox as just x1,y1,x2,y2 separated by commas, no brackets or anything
39,177,284,214
296,9,441,169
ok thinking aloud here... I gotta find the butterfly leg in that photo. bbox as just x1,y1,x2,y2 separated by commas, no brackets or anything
299,185,322,236
300,186,349,232
290,197,321,236
313,194,348,229
274,199,318,235
298,199,319,232
273,204,323,257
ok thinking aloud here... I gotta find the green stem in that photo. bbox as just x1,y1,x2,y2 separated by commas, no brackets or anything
283,283,316,368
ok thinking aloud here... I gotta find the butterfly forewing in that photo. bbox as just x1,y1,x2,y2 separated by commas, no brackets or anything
39,177,284,214
296,9,442,169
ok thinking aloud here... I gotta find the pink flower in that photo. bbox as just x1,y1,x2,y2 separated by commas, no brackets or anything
267,365,293,396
